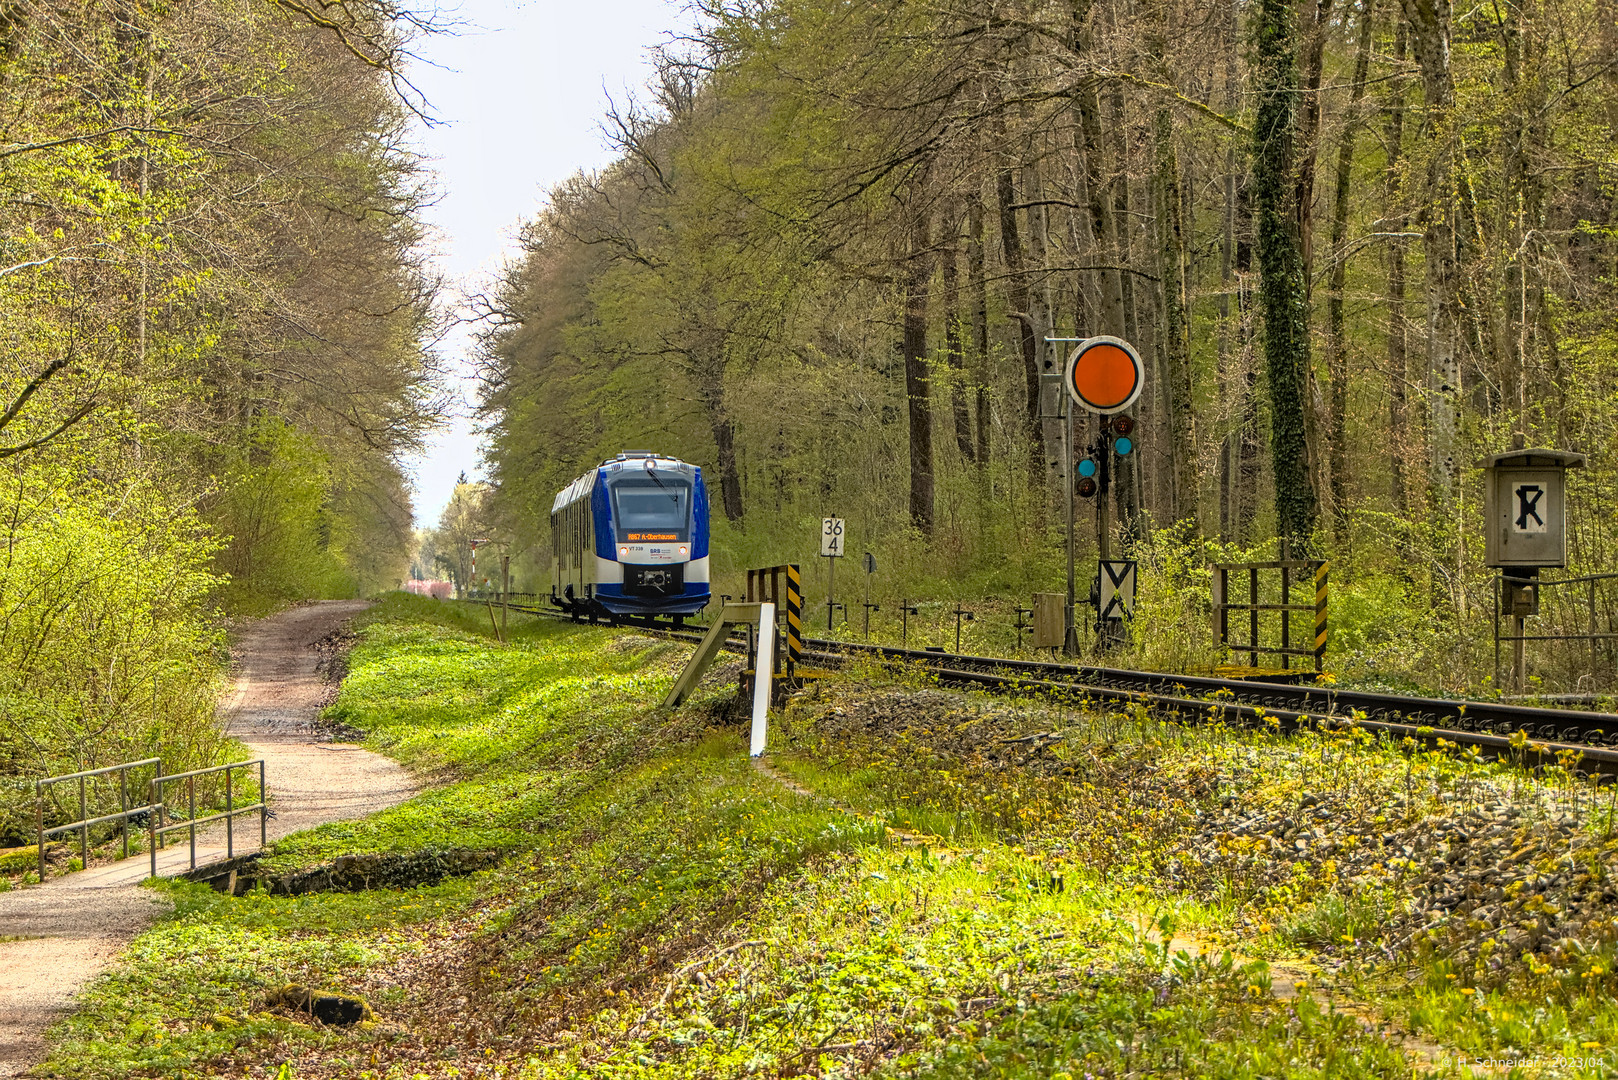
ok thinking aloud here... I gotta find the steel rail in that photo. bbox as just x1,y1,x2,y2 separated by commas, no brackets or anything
792,638,1618,744
488,600,1618,763
878,663,1618,771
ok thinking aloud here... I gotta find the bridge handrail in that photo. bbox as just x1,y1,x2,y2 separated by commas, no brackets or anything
35,757,163,882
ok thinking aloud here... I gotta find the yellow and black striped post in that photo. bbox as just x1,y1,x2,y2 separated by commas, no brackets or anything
1313,560,1329,672
785,563,803,672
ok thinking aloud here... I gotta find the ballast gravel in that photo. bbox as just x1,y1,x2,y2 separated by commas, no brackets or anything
787,684,1618,988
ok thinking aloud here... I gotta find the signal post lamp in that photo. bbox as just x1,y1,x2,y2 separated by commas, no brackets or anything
952,604,975,653
1048,334,1146,655
1014,605,1035,653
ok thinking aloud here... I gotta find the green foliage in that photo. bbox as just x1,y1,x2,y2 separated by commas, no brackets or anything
0,450,229,844
470,0,1618,700
0,0,436,822
208,419,359,610
43,878,468,1079
50,603,1618,1078
909,963,1411,1079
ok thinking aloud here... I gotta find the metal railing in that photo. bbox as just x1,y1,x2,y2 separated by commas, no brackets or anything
1493,571,1618,691
36,758,162,882
1212,557,1329,673
148,760,267,877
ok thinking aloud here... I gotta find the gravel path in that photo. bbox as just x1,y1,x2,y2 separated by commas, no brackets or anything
0,599,415,1077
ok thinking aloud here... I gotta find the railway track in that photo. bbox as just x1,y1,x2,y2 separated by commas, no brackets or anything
486,598,1618,770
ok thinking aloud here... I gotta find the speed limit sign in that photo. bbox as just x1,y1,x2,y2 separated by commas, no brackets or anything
820,517,845,557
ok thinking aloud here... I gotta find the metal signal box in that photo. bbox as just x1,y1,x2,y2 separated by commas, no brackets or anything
1031,592,1065,649
1481,448,1585,569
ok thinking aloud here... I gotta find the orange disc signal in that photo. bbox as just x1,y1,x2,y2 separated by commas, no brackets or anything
1064,335,1144,415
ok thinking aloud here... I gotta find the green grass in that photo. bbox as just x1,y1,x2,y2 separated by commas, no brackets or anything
39,592,1618,1078
260,596,675,873
44,878,474,1078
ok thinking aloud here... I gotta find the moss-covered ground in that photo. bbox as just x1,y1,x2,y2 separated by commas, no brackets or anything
39,593,1618,1078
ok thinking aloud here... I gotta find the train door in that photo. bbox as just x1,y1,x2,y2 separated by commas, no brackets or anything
582,489,596,591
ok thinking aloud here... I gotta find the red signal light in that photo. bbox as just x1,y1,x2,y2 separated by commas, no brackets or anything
1077,477,1098,498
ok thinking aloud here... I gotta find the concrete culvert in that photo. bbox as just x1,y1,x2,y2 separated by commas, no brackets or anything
267,983,373,1026
244,847,502,895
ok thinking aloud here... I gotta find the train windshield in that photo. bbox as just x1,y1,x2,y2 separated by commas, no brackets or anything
611,477,690,534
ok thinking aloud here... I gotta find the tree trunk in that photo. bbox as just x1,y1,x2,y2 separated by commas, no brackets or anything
1327,0,1375,538
1218,0,1241,541
1294,0,1335,279
940,211,975,463
1067,0,1112,335
1155,108,1196,528
1501,0,1528,423
1401,0,1461,500
1295,0,1334,507
905,210,935,535
968,194,991,467
995,152,1043,493
1236,178,1261,542
1500,0,1549,432
1073,36,1124,338
1024,146,1064,488
1385,17,1412,517
701,386,744,521
1103,59,1139,539
1251,0,1319,542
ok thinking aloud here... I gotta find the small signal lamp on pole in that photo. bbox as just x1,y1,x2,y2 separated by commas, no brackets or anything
1049,334,1146,654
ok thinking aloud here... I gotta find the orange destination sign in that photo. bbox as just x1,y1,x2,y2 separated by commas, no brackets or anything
627,533,678,541
1064,335,1144,415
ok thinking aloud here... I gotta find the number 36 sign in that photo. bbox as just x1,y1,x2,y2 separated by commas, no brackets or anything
820,517,845,557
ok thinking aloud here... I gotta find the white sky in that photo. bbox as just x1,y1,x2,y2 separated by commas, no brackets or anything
400,0,692,527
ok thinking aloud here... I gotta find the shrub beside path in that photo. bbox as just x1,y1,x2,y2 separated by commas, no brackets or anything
0,599,416,1077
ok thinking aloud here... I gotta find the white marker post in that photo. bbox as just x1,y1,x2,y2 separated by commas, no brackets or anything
821,517,844,631
750,602,775,756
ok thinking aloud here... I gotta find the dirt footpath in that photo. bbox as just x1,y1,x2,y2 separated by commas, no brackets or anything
221,601,416,837
0,599,415,1077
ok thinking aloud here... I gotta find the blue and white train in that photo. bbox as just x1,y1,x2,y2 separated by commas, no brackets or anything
550,452,711,621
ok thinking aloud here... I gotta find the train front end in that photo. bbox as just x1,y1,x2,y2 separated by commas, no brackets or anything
591,454,710,617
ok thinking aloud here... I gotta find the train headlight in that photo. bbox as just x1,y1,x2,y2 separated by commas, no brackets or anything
678,545,687,556
619,546,628,556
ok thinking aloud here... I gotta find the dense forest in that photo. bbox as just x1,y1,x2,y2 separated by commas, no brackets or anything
472,0,1618,689
0,0,439,831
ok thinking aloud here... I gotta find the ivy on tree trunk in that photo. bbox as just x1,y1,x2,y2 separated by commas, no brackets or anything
1250,0,1319,542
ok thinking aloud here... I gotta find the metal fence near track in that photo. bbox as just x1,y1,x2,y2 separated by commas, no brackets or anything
1494,571,1618,693
1212,557,1328,673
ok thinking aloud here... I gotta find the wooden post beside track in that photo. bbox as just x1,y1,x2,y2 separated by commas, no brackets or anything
663,601,777,757
663,602,765,710
785,564,802,675
1314,561,1328,673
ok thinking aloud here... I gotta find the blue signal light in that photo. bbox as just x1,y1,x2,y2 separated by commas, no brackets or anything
1115,436,1133,456
1077,458,1097,478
